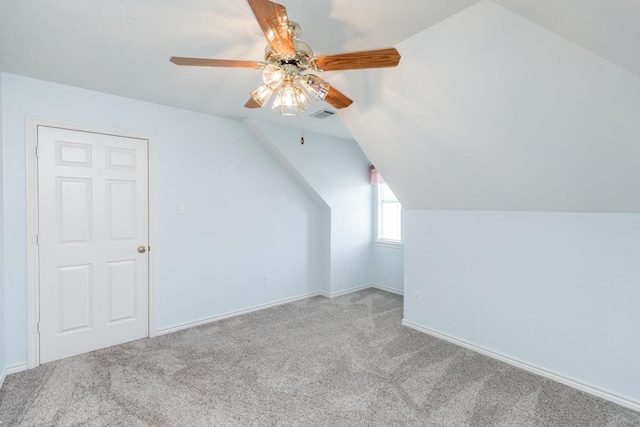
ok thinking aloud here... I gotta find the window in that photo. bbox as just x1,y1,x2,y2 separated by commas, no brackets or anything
377,183,402,243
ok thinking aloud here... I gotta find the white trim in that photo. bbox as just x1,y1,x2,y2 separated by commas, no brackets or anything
25,116,157,368
26,116,153,141
147,126,158,338
370,283,404,295
12,280,403,375
6,363,29,376
0,363,29,390
0,363,28,388
157,285,405,336
402,319,640,413
319,284,371,299
374,240,403,248
320,283,404,298
156,292,322,336
25,118,40,369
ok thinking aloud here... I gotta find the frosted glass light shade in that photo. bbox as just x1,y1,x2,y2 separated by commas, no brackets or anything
262,64,284,88
302,74,329,100
295,87,310,111
271,82,309,116
250,84,274,107
271,84,298,115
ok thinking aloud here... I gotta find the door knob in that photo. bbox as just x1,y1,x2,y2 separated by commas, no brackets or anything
137,245,147,253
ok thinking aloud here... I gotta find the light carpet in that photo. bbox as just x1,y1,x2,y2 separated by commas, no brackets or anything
1,289,639,426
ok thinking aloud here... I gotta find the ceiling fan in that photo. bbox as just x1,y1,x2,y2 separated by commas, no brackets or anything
170,0,401,116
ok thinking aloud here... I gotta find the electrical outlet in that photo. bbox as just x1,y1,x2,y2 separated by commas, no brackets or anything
264,275,271,286
176,202,186,214
414,291,421,302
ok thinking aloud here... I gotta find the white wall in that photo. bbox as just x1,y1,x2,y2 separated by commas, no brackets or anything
1,73,325,366
246,119,373,294
405,210,640,403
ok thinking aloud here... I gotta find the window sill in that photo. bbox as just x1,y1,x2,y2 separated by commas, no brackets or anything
375,240,403,248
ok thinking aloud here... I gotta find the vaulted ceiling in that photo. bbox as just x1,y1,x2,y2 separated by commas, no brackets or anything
335,1,640,212
2,1,640,213
0,0,477,139
2,0,638,140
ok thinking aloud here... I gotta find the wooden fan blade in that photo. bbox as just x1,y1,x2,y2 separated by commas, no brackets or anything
312,48,401,71
324,86,353,109
247,0,295,55
244,97,262,108
170,57,264,69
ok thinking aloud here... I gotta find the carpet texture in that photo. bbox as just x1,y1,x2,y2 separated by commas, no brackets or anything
1,289,638,426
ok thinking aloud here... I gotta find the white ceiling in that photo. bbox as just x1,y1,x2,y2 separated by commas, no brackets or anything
337,1,640,212
0,0,479,140
0,0,638,140
494,0,640,77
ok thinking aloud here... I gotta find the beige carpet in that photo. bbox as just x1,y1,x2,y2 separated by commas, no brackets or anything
1,289,638,426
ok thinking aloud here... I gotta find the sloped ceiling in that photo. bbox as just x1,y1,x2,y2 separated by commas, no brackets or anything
495,0,640,77
3,0,637,139
335,1,640,213
0,0,479,139
2,0,639,212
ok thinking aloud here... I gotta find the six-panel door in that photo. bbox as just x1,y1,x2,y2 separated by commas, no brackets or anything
38,126,149,364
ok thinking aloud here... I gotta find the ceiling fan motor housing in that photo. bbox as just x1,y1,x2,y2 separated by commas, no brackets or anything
265,39,313,72
264,22,314,73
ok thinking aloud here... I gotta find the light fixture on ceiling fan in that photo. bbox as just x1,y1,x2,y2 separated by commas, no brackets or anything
170,0,401,116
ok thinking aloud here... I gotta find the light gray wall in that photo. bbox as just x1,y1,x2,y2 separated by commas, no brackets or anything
405,210,640,402
370,244,403,291
0,72,5,378
1,73,325,366
247,119,405,294
246,119,375,294
334,0,640,405
370,184,403,291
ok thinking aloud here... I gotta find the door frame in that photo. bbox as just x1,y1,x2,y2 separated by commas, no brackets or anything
25,116,158,369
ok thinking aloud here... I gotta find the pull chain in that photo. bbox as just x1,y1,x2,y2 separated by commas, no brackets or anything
300,112,305,145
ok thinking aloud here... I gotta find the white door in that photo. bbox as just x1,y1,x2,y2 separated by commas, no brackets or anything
38,126,149,364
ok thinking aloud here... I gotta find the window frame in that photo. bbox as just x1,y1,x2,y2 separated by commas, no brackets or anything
375,182,403,247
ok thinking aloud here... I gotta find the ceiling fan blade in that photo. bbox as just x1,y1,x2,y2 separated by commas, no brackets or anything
170,57,264,69
312,48,401,71
324,86,353,109
247,0,295,56
244,97,262,108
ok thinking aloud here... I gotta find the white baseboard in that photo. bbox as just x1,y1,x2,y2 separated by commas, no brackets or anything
402,319,640,413
320,283,404,299
370,283,404,296
4,286,405,383
158,285,404,335
6,363,29,375
319,284,371,299
156,291,322,336
1,362,29,389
